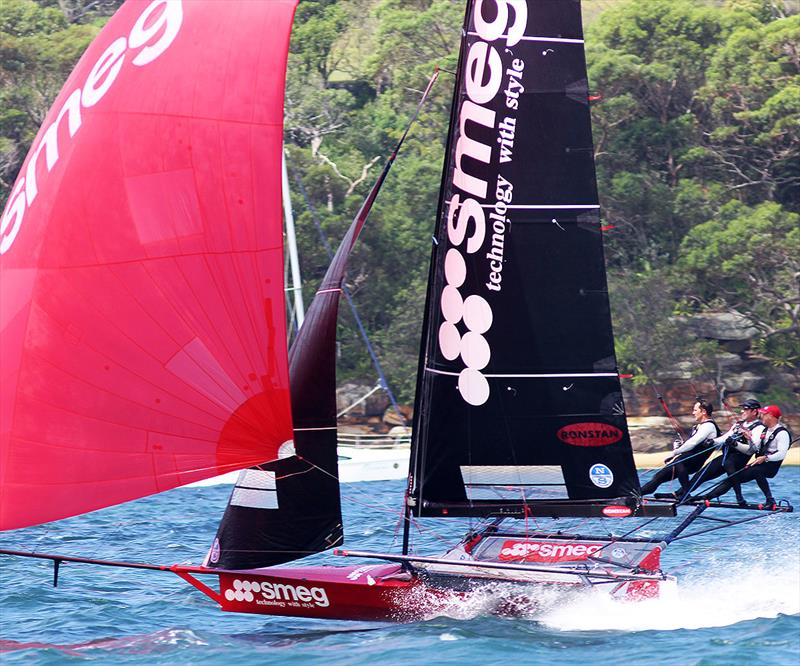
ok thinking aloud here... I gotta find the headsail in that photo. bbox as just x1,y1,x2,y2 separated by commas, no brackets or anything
208,74,439,569
0,0,299,530
206,157,396,569
409,0,641,518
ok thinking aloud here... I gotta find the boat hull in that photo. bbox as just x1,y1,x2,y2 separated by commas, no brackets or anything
215,564,428,621
199,557,669,621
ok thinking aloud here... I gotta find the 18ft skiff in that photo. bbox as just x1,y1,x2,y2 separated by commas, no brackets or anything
0,0,792,622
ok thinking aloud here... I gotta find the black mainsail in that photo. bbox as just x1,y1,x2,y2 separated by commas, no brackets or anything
408,0,644,519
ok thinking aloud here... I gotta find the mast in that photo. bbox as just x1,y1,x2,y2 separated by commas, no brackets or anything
283,150,305,330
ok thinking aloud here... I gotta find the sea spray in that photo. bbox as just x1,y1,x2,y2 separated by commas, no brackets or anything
538,516,800,632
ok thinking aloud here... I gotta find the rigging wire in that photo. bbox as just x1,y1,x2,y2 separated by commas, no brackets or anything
293,456,406,521
291,170,407,426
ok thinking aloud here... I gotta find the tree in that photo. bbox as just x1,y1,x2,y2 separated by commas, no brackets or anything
610,267,705,381
586,0,734,268
677,200,800,364
699,14,800,209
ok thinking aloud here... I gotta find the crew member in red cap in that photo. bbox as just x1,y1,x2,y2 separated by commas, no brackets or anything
695,405,792,508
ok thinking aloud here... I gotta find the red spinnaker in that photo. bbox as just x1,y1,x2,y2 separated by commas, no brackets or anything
0,0,299,530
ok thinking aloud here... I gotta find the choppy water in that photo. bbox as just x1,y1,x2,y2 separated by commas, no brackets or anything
1,469,799,664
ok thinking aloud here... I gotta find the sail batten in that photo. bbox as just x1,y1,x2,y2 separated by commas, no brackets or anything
425,369,618,378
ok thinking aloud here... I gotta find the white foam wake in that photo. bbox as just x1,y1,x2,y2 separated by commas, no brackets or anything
539,536,800,632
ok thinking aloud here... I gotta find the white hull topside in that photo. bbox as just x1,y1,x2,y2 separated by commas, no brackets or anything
187,443,411,487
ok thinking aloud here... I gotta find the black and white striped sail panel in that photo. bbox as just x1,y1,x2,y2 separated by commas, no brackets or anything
206,231,351,568
409,0,639,517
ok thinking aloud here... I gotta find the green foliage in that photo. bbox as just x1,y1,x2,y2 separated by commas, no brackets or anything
700,14,800,207
678,200,800,347
609,267,716,382
586,0,733,268
3,0,797,403
0,0,103,196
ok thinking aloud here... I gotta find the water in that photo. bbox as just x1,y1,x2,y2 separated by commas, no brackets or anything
2,470,799,664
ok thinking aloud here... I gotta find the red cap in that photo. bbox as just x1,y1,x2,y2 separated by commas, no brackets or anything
759,405,782,418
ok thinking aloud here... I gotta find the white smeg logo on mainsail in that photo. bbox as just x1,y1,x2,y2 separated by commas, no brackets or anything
438,250,493,406
0,0,183,255
436,0,527,407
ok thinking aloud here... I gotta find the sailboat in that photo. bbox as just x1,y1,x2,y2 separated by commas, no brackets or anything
0,0,792,623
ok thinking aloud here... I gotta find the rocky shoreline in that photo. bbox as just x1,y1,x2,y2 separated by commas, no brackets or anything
337,310,798,457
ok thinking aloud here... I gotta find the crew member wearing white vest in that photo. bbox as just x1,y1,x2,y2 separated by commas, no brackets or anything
685,398,762,505
697,405,791,508
640,399,719,498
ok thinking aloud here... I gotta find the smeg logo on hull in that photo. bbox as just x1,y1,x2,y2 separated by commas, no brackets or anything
557,422,623,447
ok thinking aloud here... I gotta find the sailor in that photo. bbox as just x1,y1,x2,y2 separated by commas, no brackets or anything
640,399,720,498
697,405,792,508
684,398,762,505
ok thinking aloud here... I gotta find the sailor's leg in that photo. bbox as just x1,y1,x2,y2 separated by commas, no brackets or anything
731,479,746,505
753,472,774,504
688,457,724,492
722,455,747,504
753,462,782,504
640,466,673,495
703,466,759,501
675,461,692,495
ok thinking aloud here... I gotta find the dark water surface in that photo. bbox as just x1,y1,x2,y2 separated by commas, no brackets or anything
2,469,799,664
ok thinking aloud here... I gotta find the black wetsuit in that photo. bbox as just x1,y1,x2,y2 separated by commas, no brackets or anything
640,420,720,497
686,419,761,503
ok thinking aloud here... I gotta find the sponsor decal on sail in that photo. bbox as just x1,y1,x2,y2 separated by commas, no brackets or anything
224,578,330,608
437,0,529,407
1,0,184,255
557,422,623,447
589,463,614,488
498,540,603,563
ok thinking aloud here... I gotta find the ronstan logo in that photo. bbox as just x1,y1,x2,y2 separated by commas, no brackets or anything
557,422,623,447
602,505,632,518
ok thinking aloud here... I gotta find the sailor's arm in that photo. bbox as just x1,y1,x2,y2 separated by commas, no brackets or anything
673,422,717,455
733,424,764,455
713,425,736,449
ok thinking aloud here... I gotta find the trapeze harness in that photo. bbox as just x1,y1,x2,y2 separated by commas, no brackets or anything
640,419,720,496
704,425,792,504
687,419,762,502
